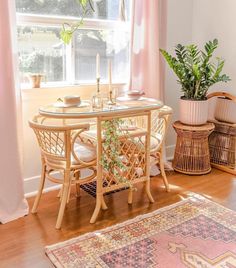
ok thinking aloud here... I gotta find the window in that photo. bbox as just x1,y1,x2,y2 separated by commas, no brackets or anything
16,0,131,86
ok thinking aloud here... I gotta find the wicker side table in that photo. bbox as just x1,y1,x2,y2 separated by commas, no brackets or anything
173,121,215,175
209,120,236,175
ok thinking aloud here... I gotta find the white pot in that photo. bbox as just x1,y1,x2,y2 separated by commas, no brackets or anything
215,97,236,124
179,98,208,125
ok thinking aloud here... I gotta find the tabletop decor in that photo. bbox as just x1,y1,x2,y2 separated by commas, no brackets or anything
107,59,116,105
92,53,103,109
45,194,236,267
160,39,230,125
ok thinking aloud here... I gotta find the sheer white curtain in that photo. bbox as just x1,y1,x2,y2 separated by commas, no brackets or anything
129,0,167,101
0,1,28,223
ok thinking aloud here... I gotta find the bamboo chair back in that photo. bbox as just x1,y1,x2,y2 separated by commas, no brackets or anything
128,105,172,152
29,115,97,229
29,115,93,168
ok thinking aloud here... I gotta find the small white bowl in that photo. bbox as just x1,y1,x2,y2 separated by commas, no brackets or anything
63,95,81,106
127,90,144,96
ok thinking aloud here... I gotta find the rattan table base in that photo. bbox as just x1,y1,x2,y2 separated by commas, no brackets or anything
172,121,215,175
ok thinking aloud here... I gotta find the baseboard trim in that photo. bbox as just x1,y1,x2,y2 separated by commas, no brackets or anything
24,174,61,198
25,185,61,198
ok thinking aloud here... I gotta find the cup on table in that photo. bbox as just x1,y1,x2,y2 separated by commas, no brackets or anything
92,94,103,110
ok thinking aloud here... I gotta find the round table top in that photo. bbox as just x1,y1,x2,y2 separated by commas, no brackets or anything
173,121,215,132
39,97,163,119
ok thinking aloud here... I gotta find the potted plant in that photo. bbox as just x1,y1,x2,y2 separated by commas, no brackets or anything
160,39,230,125
20,51,44,88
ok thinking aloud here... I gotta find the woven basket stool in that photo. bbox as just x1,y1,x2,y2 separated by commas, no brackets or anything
173,121,215,175
209,120,236,175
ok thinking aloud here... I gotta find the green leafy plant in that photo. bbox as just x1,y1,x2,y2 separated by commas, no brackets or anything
160,39,230,100
100,119,130,186
60,0,95,44
100,119,141,190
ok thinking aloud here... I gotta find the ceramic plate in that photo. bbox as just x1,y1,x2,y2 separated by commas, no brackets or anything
117,96,145,101
53,101,90,108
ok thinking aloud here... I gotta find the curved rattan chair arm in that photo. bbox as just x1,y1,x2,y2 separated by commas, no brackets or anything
29,115,90,131
158,105,173,116
207,91,236,102
71,130,97,166
150,106,172,153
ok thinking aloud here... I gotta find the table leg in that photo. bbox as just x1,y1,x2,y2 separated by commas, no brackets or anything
90,117,103,223
101,195,108,210
145,112,154,203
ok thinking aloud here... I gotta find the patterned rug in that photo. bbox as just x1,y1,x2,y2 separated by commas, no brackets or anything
45,194,236,267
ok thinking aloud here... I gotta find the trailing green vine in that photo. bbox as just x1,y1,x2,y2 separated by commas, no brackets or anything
100,118,133,188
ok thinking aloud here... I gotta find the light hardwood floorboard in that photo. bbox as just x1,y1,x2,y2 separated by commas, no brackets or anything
0,168,235,267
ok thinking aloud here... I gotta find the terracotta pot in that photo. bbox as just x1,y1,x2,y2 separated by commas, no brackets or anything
29,74,43,88
215,97,236,124
179,98,208,125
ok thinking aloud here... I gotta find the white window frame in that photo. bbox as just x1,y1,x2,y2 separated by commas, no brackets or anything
16,12,131,86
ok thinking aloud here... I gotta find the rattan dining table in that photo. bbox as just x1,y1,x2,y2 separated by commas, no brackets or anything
39,97,163,223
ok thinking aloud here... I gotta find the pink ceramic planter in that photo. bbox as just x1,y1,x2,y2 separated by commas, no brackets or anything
215,97,236,124
179,98,208,125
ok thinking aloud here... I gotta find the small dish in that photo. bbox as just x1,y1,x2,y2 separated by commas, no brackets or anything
53,101,90,108
121,125,138,131
127,90,145,97
117,96,145,101
64,95,81,106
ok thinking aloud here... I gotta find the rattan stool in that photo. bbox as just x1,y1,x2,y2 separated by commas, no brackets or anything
209,120,236,175
173,121,215,175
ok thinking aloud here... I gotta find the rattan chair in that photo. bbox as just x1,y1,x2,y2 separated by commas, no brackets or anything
148,105,173,192
29,115,97,229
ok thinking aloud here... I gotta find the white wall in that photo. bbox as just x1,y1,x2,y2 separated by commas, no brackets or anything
164,0,194,156
192,0,235,95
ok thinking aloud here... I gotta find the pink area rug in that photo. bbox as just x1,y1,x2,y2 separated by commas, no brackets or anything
45,194,236,267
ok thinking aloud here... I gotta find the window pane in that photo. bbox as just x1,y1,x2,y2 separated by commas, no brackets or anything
16,0,130,20
17,26,66,84
74,29,130,83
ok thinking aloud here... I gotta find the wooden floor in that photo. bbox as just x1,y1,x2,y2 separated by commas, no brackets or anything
0,168,236,267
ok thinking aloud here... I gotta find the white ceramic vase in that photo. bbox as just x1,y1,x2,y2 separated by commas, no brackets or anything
214,97,236,124
179,98,208,125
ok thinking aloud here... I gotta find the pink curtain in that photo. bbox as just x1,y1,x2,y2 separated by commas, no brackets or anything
0,1,28,223
129,0,167,100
